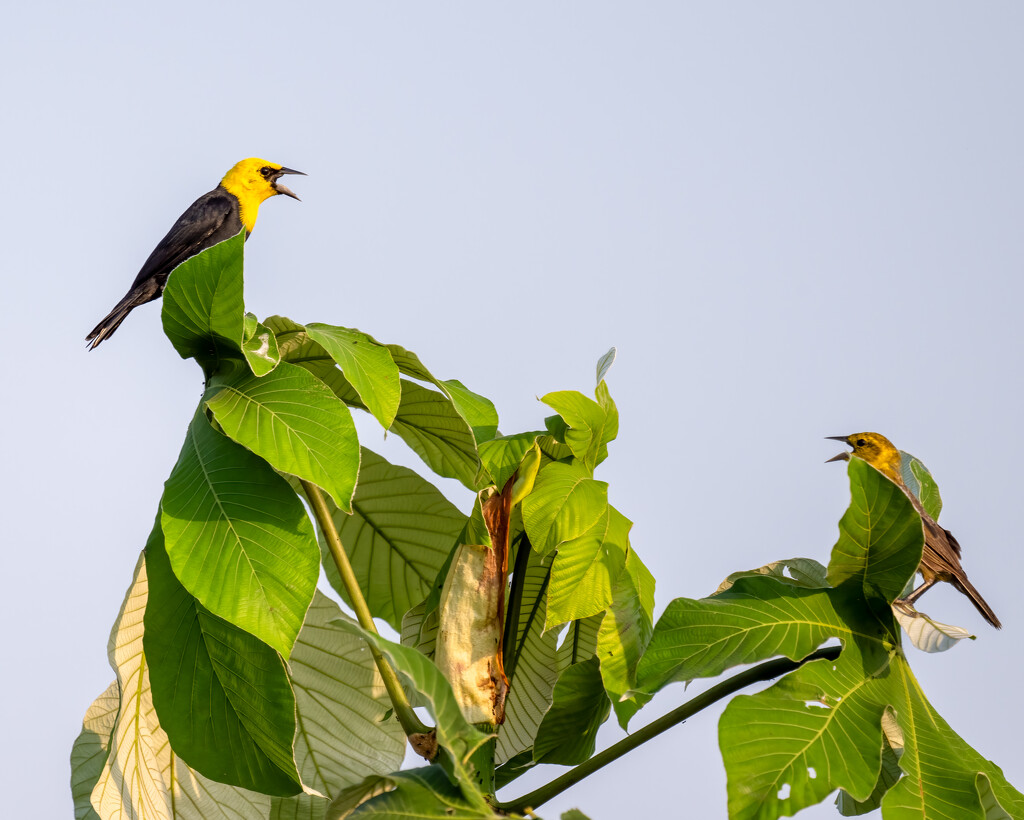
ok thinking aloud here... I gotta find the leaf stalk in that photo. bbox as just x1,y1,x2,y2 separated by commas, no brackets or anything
495,645,842,813
300,479,431,738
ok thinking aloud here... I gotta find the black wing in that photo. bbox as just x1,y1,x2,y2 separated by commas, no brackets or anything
128,186,242,291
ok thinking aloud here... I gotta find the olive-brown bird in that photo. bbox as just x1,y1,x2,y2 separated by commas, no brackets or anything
86,158,305,349
826,432,1000,628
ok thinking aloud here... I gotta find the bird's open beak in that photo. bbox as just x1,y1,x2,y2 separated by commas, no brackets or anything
824,436,852,463
274,168,306,201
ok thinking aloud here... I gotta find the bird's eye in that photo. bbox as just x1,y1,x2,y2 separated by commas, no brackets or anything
260,166,273,177
856,439,866,447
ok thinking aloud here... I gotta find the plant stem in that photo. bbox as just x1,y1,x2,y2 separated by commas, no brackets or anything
502,532,530,685
495,645,842,813
299,479,431,738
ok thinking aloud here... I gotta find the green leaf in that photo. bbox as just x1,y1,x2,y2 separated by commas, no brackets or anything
479,432,545,491
521,462,608,556
333,768,507,819
243,312,282,375
145,521,301,795
306,323,402,429
714,557,830,595
385,344,498,442
440,379,499,444
595,346,617,385
827,457,924,605
161,406,319,657
900,450,943,519
880,666,1024,819
634,578,854,696
71,681,118,820
313,448,464,630
546,505,629,629
206,359,360,512
161,230,246,365
533,657,610,765
562,810,593,820
721,644,894,819
331,623,493,809
541,390,618,471
597,548,655,728
290,593,406,798
91,552,274,819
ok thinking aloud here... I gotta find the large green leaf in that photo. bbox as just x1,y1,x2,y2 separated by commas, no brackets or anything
388,379,484,489
383,345,498,445
71,681,119,820
90,553,274,819
289,593,406,798
314,448,464,630
305,324,401,429
827,457,924,605
206,359,360,512
533,657,610,766
545,504,629,628
597,548,655,728
521,462,608,556
161,407,319,657
331,623,492,810
145,521,302,796
161,231,246,366
330,768,508,820
541,390,618,471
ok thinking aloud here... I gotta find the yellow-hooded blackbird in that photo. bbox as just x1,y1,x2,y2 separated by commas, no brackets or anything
86,158,304,349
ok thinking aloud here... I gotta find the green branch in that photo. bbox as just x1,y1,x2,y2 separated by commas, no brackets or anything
495,645,843,813
299,479,431,738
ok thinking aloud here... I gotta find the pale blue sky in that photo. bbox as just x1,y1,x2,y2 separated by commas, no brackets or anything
4,3,1023,818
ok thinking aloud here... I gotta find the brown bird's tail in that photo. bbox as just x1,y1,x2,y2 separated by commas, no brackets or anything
951,574,1002,629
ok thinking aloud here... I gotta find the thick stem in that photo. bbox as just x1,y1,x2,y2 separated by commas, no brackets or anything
502,532,531,685
495,645,842,813
300,479,431,738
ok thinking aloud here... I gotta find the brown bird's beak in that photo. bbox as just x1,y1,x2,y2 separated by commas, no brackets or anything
273,167,306,201
824,435,852,463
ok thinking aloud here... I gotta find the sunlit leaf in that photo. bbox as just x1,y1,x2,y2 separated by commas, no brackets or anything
306,324,401,429
207,360,360,512
161,231,246,366
161,407,319,657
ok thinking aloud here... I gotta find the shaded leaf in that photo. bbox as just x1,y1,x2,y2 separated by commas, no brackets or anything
145,522,302,796
315,448,464,631
71,681,119,820
533,657,610,765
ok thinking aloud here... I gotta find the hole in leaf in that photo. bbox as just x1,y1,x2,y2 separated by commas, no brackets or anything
804,700,830,710
808,767,817,779
777,783,791,800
